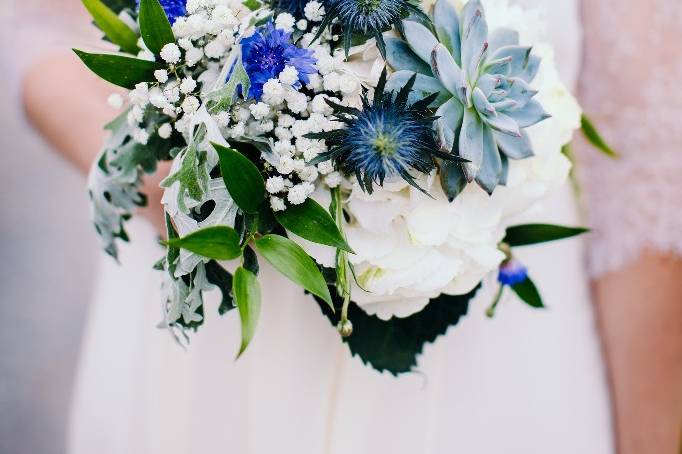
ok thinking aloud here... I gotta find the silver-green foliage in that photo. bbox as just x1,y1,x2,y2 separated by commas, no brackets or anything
385,0,549,196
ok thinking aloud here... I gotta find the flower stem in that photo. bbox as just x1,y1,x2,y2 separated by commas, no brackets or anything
486,285,505,319
332,187,353,337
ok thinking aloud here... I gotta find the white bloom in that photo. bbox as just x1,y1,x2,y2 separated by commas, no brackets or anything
304,1,325,22
149,87,170,108
234,105,252,123
278,114,295,128
204,38,226,59
306,73,323,91
277,155,295,174
158,123,173,139
322,72,340,92
212,4,237,26
180,77,197,94
287,184,310,205
249,102,270,120
324,171,342,188
274,126,293,141
160,43,182,64
338,73,360,95
154,70,169,83
128,105,144,125
273,140,294,156
262,79,286,105
279,65,299,86
164,81,181,103
296,19,308,30
129,82,149,106
178,37,193,50
315,53,335,75
186,0,201,14
317,160,333,175
270,196,287,212
215,111,231,127
181,95,200,114
185,47,204,67
229,122,246,137
286,91,308,114
266,176,286,193
298,166,319,182
133,128,150,145
107,93,123,109
173,18,192,38
291,119,310,137
275,13,296,32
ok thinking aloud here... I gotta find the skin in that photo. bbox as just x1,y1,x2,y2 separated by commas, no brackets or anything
23,50,169,234
22,43,682,454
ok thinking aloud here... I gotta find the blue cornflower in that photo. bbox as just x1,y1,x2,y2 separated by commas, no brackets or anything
498,259,529,286
241,22,317,100
308,70,462,193
136,0,187,24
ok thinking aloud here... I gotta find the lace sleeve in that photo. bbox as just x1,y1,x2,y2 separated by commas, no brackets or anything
0,0,104,104
576,0,682,277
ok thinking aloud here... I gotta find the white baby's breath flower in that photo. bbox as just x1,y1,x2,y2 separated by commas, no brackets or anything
277,155,295,175
317,160,333,175
278,65,299,86
181,95,200,114
296,19,308,30
274,126,293,141
278,114,295,128
324,171,342,188
275,13,296,32
287,183,310,205
304,1,325,22
270,196,287,212
204,38,226,59
306,73,323,91
154,70,169,83
133,128,150,145
160,43,182,64
129,82,149,106
107,93,123,109
178,37,193,50
158,123,173,139
266,176,286,194
149,87,170,109
180,77,197,94
249,102,270,120
229,122,246,137
322,72,340,92
262,79,286,105
185,47,204,67
216,111,231,127
286,91,308,113
273,140,294,156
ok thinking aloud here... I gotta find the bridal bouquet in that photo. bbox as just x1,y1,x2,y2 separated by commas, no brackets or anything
77,0,604,374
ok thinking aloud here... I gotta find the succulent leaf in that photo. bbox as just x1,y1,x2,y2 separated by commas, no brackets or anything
402,20,439,63
433,0,461,63
385,37,433,76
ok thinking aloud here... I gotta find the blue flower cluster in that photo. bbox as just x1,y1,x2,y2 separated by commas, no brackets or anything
498,259,529,286
241,23,317,100
136,0,187,24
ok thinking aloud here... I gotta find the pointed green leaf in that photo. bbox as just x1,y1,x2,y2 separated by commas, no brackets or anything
164,226,242,260
214,143,265,214
254,235,333,308
233,267,262,357
139,0,175,55
74,49,162,88
274,199,353,253
581,114,618,158
511,277,544,309
504,224,589,247
82,0,140,54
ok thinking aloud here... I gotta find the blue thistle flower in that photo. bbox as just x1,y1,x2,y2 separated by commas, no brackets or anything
497,259,528,286
313,0,425,57
136,0,187,24
241,22,317,100
308,69,462,193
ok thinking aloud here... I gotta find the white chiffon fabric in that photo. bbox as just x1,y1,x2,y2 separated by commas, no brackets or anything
3,1,615,452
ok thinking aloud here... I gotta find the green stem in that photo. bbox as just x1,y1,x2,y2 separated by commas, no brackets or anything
332,187,353,337
486,285,505,319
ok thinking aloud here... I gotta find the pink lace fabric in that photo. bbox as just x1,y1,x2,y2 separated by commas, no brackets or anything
577,0,682,276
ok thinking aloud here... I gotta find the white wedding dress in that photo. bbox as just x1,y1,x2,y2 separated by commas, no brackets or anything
4,1,621,452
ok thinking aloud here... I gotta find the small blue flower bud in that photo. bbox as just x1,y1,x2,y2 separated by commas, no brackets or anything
497,258,528,286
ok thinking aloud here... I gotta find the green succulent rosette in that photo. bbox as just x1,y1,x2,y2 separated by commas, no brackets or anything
385,0,550,198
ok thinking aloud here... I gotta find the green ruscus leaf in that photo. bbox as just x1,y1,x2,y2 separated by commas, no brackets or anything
73,50,163,89
511,277,544,309
503,224,589,247
164,226,242,260
254,235,333,308
81,0,140,54
233,267,262,357
581,114,618,159
214,143,265,214
138,0,176,55
274,198,354,253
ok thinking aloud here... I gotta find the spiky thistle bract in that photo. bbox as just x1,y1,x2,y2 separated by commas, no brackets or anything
308,69,462,194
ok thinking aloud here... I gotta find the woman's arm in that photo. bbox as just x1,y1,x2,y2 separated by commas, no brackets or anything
578,1,682,451
595,254,682,453
23,51,168,233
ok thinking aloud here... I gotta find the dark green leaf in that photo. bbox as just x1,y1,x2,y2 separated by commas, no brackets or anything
101,0,136,13
503,224,589,247
243,246,260,275
138,0,175,55
581,114,618,158
205,261,235,315
243,0,262,11
233,267,262,357
82,0,140,54
314,285,475,375
254,235,332,308
214,143,266,214
164,213,180,276
274,199,353,253
511,277,544,309
73,49,163,89
164,226,242,260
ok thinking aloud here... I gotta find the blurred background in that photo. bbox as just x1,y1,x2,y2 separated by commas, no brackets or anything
0,23,98,453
